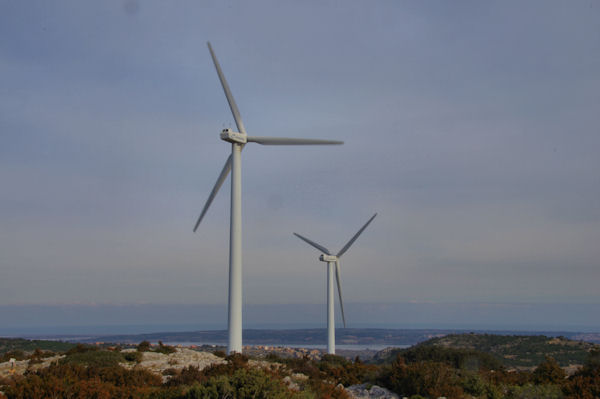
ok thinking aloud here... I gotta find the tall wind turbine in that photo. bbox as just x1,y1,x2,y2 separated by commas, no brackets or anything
194,42,343,354
293,213,377,354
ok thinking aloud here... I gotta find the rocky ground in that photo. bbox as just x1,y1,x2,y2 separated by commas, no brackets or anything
0,348,404,398
0,355,64,378
121,348,225,376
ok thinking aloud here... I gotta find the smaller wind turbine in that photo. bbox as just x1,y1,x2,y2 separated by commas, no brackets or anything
293,213,377,354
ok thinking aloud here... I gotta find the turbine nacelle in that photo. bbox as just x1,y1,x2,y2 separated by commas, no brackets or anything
220,128,247,144
320,254,338,262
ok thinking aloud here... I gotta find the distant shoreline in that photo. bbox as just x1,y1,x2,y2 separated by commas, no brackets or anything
11,327,600,347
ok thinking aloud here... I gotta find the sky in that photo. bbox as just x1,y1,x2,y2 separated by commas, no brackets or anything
1,1,599,331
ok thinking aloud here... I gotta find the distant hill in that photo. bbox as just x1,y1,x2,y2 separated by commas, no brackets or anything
73,328,455,346
64,327,600,349
0,337,74,355
376,333,599,368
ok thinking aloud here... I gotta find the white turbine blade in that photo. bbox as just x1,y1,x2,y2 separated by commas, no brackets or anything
293,233,331,255
335,260,346,328
246,136,343,145
336,213,377,258
207,42,247,135
193,155,232,232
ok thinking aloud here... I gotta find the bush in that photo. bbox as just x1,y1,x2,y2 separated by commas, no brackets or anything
378,355,464,399
318,355,378,387
123,351,143,363
183,367,298,399
563,356,600,399
504,383,564,399
155,341,177,354
534,356,566,384
137,340,151,352
0,350,26,362
65,343,98,355
3,362,163,399
400,344,502,370
61,349,125,368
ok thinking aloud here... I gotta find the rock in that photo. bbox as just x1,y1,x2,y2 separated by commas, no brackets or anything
283,375,301,391
345,383,400,399
121,348,226,377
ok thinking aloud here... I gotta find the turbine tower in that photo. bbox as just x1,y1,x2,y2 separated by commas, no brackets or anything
293,213,377,354
195,42,343,354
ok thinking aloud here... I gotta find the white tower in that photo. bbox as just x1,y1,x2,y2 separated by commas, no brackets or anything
194,43,343,354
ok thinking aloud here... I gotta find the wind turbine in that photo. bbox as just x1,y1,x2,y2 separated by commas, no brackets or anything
194,42,343,354
293,213,377,355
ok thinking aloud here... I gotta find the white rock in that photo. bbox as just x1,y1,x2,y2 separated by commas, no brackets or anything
345,383,400,399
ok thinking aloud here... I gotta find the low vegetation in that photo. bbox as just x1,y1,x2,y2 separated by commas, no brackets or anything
0,338,74,356
1,334,599,398
415,333,595,367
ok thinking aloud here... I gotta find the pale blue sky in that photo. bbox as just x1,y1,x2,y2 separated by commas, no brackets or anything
1,1,599,328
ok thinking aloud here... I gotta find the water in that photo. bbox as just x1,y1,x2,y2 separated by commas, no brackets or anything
161,341,406,351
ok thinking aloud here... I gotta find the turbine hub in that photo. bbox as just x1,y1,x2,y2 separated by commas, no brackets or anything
220,128,247,144
319,254,338,262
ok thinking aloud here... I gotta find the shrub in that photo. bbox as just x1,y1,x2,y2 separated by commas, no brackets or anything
3,362,162,399
534,356,566,384
61,349,125,368
562,355,600,399
504,383,565,399
123,351,143,363
378,355,464,399
155,341,177,354
137,340,152,352
318,355,378,387
162,367,178,376
183,367,298,399
401,344,502,370
65,343,98,355
0,350,26,362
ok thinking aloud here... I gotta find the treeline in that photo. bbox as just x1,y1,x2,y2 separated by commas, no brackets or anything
1,343,600,398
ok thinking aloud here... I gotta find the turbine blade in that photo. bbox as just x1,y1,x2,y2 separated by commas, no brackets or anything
247,136,343,145
335,260,346,328
292,233,331,255
207,42,247,135
336,213,377,258
193,155,232,232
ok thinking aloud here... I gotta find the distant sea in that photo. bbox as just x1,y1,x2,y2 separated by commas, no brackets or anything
14,326,600,348
159,342,399,351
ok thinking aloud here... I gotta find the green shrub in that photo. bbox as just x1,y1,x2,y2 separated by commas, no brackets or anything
400,344,502,370
61,349,125,368
123,351,143,363
504,383,564,399
183,367,307,399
